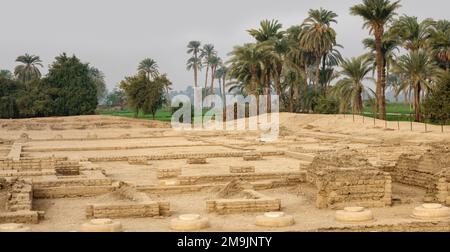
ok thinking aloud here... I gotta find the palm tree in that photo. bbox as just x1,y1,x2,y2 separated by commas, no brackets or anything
186,41,202,87
248,19,285,97
350,0,401,120
14,53,43,83
363,35,399,107
300,8,338,88
0,69,13,80
208,55,221,95
227,43,268,95
390,15,434,52
248,19,285,42
332,56,373,114
215,65,229,98
201,44,216,90
429,20,450,71
138,58,159,80
392,50,441,122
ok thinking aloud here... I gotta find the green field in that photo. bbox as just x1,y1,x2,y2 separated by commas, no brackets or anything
97,108,173,122
99,103,447,125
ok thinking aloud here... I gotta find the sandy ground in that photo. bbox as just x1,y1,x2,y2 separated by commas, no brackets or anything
1,113,449,231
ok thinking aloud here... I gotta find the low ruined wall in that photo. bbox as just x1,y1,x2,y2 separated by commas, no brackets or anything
85,201,170,218
307,150,392,209
157,168,181,179
7,179,33,212
178,171,306,185
229,166,255,173
393,153,450,203
318,220,450,232
309,168,392,209
87,151,285,162
0,210,39,224
33,186,115,198
206,190,280,214
0,157,68,171
32,177,115,198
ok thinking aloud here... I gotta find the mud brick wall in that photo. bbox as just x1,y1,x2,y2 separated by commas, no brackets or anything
87,151,285,162
318,220,450,232
128,156,148,165
32,177,115,198
55,161,80,176
5,179,33,212
85,201,170,218
33,186,115,198
0,210,39,224
309,168,392,209
229,166,255,173
243,153,263,161
206,190,281,214
157,168,181,179
0,157,68,172
178,171,306,185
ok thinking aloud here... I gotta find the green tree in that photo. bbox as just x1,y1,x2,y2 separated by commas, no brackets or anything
41,53,98,116
200,44,216,90
88,66,107,103
392,50,441,122
138,58,159,80
14,53,43,83
105,88,126,108
350,0,401,120
390,15,434,52
429,20,450,71
423,72,450,123
331,56,373,114
208,55,221,95
0,70,13,80
186,41,202,87
120,73,171,118
300,8,338,88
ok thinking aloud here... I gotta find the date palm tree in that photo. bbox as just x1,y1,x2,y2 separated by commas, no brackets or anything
208,55,221,95
14,53,43,83
350,0,401,120
300,8,338,88
228,43,268,95
429,20,450,71
138,58,159,80
201,44,217,90
215,65,229,98
392,49,441,122
390,15,434,52
186,41,202,87
331,56,373,114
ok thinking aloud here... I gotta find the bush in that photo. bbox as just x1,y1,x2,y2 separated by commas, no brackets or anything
424,73,450,123
314,96,339,114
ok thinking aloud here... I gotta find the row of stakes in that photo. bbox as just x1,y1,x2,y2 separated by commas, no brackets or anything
343,113,447,133
1,203,449,232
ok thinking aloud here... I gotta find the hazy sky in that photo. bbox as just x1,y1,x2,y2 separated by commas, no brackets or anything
1,0,449,91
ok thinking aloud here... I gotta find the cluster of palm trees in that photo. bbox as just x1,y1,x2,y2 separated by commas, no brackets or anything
185,0,450,122
186,41,228,97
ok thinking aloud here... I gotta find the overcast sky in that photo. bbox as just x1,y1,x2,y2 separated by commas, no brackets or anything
1,0,449,91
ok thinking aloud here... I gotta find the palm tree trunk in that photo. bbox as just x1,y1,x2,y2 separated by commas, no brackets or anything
414,81,421,122
315,55,321,87
204,65,209,91
374,30,385,120
289,87,294,113
210,66,216,95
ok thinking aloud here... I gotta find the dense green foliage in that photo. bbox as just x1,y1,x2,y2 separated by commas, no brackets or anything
0,53,98,118
424,73,450,123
